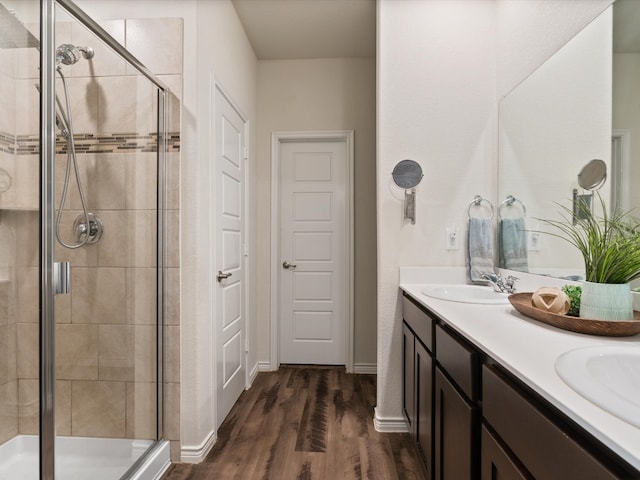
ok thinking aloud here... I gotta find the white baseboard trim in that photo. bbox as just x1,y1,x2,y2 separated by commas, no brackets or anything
373,408,409,433
247,361,259,387
180,430,217,464
258,361,274,372
353,363,377,374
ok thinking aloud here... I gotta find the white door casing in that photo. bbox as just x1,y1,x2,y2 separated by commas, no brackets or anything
611,130,630,213
271,131,354,370
214,85,247,427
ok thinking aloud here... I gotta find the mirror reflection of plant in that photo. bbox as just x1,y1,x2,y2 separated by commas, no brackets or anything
539,194,640,284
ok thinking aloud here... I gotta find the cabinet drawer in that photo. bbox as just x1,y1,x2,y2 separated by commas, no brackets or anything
435,324,480,401
483,365,619,480
403,295,433,352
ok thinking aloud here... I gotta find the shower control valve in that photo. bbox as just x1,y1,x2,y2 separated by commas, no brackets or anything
73,212,104,245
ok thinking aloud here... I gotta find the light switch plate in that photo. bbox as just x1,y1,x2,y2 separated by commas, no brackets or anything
528,224,541,251
527,232,542,252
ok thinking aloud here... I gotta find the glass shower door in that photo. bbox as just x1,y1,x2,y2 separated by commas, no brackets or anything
50,1,166,478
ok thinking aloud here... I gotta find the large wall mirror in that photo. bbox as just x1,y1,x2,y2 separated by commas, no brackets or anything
498,0,640,279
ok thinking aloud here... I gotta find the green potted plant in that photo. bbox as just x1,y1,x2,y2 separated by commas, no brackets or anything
541,195,640,320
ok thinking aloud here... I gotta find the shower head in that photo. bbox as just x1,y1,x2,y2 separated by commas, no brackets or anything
56,43,94,67
0,3,39,49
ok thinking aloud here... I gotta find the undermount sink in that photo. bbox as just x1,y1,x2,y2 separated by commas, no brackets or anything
421,284,510,305
555,345,640,427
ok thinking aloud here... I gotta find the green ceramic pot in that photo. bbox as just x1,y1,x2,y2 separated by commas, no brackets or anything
579,281,633,321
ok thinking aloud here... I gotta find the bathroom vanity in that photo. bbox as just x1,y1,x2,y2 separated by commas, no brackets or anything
400,272,640,479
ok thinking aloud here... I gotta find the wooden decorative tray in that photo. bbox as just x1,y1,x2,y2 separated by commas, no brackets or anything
508,292,640,337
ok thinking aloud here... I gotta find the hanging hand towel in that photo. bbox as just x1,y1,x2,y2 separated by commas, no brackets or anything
498,217,529,272
466,217,494,284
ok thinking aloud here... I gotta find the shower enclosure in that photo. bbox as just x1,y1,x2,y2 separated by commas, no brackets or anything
0,0,171,478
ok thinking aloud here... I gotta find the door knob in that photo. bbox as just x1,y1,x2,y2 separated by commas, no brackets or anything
217,270,232,282
282,261,297,269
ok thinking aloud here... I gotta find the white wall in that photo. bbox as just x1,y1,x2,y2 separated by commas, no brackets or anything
376,0,497,425
256,58,377,369
376,0,613,426
75,0,258,462
187,0,258,461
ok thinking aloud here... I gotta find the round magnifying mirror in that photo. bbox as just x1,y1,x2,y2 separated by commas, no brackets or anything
392,159,423,189
578,159,607,191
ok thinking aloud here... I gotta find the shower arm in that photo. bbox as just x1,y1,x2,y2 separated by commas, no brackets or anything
78,46,94,58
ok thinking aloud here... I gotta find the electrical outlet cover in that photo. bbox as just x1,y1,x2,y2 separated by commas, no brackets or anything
445,227,459,250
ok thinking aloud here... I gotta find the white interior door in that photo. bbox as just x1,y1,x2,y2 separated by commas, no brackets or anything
215,86,246,426
279,139,348,365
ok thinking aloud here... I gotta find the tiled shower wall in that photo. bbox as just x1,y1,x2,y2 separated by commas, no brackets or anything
0,17,181,457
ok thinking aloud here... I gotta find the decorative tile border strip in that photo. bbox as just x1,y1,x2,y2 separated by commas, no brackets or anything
0,132,15,155
0,131,180,155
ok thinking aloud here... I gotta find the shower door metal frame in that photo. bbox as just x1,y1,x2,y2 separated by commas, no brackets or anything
40,1,57,479
39,0,170,478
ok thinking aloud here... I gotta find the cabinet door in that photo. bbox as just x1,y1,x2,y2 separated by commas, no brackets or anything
416,340,433,475
435,367,479,480
402,322,415,431
481,426,529,480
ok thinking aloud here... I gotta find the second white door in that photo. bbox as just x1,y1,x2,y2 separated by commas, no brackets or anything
279,139,348,365
215,86,246,427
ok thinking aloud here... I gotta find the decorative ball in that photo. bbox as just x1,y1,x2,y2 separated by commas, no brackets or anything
532,287,571,315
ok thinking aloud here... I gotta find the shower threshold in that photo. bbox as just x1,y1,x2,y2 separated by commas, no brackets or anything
0,435,170,480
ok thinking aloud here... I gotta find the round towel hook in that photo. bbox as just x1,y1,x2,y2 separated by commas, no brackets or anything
468,195,494,219
498,195,526,219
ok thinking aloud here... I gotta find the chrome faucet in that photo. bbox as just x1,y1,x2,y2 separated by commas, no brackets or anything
480,273,518,294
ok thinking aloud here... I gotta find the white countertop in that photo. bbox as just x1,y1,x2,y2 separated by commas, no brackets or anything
399,268,640,472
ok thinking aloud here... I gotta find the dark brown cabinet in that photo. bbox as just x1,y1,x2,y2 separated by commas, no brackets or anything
402,296,434,477
483,365,623,480
434,367,478,480
416,340,432,464
480,426,528,480
434,324,480,480
401,292,639,480
402,321,416,431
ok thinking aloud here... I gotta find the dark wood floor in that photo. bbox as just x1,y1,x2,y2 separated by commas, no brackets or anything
162,366,427,480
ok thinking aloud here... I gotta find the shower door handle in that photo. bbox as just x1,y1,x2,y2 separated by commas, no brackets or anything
53,262,70,295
